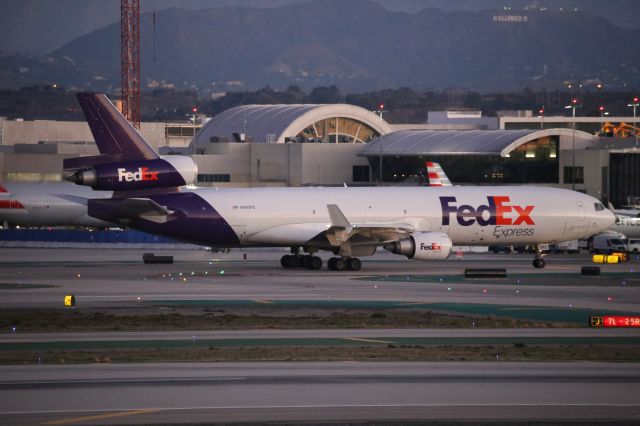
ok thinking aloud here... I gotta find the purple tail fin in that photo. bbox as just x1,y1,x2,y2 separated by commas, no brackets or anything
76,92,158,161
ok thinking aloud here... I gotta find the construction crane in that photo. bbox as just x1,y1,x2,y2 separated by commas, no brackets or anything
121,0,140,128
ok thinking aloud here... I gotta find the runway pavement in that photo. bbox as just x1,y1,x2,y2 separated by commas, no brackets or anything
1,248,639,424
1,248,639,316
0,362,639,424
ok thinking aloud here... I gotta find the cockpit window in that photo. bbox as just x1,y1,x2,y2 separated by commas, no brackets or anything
594,203,605,211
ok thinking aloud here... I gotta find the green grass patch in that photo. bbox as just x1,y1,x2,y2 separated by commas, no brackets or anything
0,283,57,289
0,306,571,333
2,336,639,352
3,344,639,365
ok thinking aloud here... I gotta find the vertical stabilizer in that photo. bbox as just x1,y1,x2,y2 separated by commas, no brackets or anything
76,92,158,161
426,162,453,186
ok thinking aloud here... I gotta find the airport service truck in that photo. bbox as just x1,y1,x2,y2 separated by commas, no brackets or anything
590,231,628,254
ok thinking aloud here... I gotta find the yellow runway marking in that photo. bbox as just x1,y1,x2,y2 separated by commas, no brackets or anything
42,409,160,425
344,337,395,344
252,299,274,304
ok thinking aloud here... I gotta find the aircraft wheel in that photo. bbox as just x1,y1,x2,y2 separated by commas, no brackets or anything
533,258,546,269
334,257,347,271
328,257,346,271
281,255,299,269
327,258,336,271
300,255,312,269
347,257,361,271
308,256,323,270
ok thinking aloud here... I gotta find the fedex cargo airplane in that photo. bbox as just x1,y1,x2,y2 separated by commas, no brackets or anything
0,182,111,228
63,93,615,270
427,162,640,241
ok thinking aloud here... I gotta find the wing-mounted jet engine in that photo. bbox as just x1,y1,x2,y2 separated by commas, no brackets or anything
384,232,453,260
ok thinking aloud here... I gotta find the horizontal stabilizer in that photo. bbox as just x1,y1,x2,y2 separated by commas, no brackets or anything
89,197,174,224
119,198,174,223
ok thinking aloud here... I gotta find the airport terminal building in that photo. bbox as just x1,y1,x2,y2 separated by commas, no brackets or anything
0,105,639,207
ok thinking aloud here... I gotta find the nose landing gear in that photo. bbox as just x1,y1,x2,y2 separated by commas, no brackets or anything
532,245,547,268
533,257,546,268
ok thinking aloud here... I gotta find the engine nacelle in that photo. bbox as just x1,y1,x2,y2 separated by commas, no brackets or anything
384,232,452,260
65,156,197,191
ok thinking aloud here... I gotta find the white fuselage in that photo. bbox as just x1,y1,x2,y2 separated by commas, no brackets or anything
191,185,615,247
0,182,112,227
612,216,640,238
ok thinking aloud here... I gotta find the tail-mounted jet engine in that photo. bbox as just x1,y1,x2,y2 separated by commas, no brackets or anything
384,232,453,260
64,156,197,191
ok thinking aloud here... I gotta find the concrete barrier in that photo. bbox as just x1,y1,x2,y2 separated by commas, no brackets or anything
143,253,174,264
464,268,507,278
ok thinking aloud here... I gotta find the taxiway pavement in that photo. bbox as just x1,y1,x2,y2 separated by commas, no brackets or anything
0,248,639,315
0,362,639,424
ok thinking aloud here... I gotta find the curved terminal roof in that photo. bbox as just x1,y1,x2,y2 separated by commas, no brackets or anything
358,128,597,157
194,104,392,144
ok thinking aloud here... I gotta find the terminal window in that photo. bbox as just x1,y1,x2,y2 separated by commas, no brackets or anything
197,174,230,183
352,166,370,182
563,166,584,184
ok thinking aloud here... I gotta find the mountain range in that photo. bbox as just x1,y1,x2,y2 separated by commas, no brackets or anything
1,0,639,92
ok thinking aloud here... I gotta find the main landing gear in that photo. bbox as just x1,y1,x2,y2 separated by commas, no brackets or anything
280,247,362,271
280,254,322,270
327,257,361,271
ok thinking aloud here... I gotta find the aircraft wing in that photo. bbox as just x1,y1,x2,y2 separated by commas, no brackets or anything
324,204,414,246
244,205,416,248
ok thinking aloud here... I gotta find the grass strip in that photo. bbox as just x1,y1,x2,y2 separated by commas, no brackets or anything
1,308,572,333
2,337,640,352
2,344,639,365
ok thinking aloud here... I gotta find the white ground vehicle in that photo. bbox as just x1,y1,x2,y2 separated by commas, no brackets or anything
590,231,628,254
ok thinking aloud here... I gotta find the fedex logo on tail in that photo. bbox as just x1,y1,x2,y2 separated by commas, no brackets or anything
440,196,534,226
117,167,159,182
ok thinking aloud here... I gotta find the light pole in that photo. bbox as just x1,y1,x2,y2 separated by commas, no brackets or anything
599,105,605,134
628,96,639,148
564,98,580,191
191,106,198,156
538,107,544,129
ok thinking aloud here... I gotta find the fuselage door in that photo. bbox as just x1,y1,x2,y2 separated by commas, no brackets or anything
577,201,585,221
